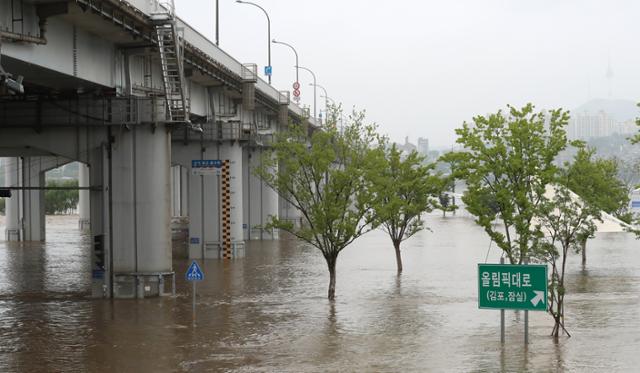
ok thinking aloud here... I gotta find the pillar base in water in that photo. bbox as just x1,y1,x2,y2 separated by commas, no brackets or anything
78,218,91,231
5,229,21,241
218,241,246,259
111,272,176,299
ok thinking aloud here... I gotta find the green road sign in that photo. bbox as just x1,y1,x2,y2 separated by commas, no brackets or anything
478,264,547,311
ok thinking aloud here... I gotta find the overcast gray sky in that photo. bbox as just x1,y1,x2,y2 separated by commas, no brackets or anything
175,0,640,148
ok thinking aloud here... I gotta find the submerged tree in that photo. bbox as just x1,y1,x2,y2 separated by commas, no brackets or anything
256,108,382,300
437,192,457,217
536,182,600,338
565,147,629,265
370,144,443,273
443,104,569,264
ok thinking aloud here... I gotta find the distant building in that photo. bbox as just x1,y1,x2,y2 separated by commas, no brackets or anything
617,120,637,136
395,136,416,155
568,110,615,140
417,137,429,156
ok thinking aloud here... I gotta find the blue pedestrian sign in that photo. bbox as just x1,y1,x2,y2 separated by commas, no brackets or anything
264,65,272,76
186,260,204,282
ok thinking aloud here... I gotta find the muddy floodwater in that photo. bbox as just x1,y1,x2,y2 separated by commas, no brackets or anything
0,214,639,372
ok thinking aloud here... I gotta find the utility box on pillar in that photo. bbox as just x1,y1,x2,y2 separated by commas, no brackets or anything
241,63,257,111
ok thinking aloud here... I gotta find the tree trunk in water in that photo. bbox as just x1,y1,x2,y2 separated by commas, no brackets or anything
581,239,587,266
553,298,563,338
327,258,336,300
394,241,403,273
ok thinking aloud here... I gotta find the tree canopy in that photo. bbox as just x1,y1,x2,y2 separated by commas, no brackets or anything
442,103,569,264
255,108,382,299
565,147,630,222
370,144,443,272
45,179,79,215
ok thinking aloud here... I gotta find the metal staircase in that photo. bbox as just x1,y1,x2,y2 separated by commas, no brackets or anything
151,1,189,123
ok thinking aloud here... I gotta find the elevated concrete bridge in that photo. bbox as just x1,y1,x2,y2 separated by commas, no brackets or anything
0,0,315,298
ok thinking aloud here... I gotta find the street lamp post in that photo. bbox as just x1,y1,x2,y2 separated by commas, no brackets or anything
311,82,329,123
215,0,219,46
297,65,316,120
272,39,299,100
236,0,271,84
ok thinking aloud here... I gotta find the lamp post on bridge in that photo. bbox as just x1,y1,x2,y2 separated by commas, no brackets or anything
235,0,272,84
311,82,329,125
272,39,300,102
297,65,317,121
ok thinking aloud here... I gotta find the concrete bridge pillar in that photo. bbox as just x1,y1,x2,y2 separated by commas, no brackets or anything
170,165,188,217
171,165,180,217
78,163,90,231
221,142,245,257
109,125,172,298
187,146,221,260
186,142,246,259
261,157,279,240
180,166,189,217
88,144,108,298
21,157,46,242
3,157,21,241
245,148,279,240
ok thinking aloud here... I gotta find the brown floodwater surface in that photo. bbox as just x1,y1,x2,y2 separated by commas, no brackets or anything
0,214,639,372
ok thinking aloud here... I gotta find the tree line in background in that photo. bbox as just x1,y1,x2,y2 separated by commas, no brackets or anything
0,180,78,216
45,179,79,215
258,103,636,339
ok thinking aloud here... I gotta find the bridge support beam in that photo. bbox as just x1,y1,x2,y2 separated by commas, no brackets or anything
108,125,173,298
3,157,21,241
185,145,221,260
245,147,278,240
78,163,90,231
262,158,279,240
21,157,46,242
89,144,109,298
221,142,245,257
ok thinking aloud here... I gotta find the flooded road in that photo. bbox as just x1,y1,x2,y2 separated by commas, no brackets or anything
0,214,639,372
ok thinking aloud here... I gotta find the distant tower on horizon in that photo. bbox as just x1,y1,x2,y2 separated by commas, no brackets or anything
606,56,614,98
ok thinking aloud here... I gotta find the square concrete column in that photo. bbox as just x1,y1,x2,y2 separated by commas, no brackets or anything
78,162,91,231
3,157,21,241
21,157,45,242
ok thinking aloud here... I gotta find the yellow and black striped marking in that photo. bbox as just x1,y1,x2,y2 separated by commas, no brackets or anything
221,160,232,259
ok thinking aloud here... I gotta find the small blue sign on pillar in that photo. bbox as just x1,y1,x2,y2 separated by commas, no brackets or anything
186,261,204,281
264,65,272,76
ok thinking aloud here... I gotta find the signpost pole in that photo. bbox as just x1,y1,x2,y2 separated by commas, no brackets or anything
192,281,196,326
500,257,505,344
186,260,204,327
524,257,529,345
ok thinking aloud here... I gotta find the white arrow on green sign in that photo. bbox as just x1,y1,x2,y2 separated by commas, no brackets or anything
478,263,547,311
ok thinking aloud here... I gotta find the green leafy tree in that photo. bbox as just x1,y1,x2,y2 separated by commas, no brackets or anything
256,108,382,300
439,153,462,213
565,147,630,265
437,193,457,217
630,102,640,145
536,181,601,338
370,144,443,273
45,179,79,215
443,104,569,264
